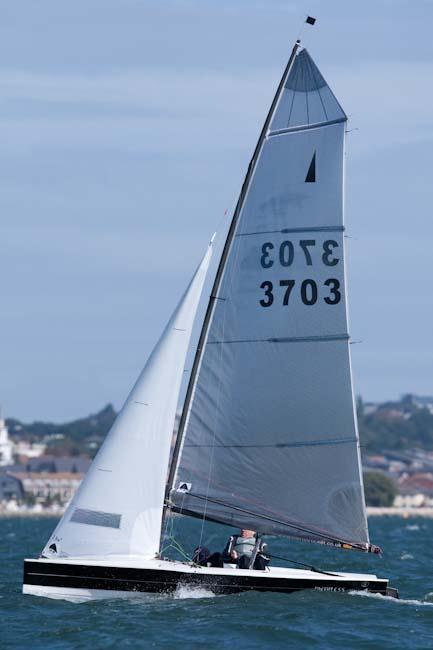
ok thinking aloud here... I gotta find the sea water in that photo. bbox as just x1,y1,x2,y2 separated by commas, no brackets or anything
1,516,433,649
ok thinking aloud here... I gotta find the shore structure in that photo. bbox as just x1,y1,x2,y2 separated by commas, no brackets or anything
0,417,13,466
367,507,433,517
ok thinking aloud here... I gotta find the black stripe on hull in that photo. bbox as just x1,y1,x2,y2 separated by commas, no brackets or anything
23,561,389,596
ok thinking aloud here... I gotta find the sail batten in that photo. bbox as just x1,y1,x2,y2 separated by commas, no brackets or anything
207,334,349,345
168,46,369,550
237,226,344,237
184,437,358,449
269,116,346,137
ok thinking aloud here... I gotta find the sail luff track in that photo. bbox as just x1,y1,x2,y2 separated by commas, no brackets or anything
160,41,301,549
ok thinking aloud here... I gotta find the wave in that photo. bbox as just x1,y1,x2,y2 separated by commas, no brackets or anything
173,585,216,600
349,590,433,607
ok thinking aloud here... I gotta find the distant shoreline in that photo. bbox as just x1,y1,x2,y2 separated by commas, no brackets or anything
366,506,433,517
0,509,64,517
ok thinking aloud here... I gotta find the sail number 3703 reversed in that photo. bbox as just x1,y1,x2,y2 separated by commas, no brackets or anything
259,239,341,307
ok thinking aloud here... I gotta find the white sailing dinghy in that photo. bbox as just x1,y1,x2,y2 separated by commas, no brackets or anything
23,40,398,601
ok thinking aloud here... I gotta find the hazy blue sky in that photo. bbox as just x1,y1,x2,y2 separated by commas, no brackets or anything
1,0,432,421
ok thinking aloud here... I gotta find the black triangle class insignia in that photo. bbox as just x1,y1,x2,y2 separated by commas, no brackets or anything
305,152,316,183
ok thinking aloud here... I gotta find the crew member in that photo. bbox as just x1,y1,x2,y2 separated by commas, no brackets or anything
223,529,269,570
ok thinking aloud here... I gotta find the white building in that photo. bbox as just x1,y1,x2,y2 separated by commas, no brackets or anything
0,418,13,466
14,440,46,459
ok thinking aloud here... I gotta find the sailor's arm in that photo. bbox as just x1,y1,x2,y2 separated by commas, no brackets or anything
223,535,238,560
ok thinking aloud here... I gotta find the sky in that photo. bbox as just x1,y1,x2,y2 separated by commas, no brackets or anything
1,0,432,421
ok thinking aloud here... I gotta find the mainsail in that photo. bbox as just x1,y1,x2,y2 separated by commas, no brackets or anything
168,46,370,550
42,241,212,559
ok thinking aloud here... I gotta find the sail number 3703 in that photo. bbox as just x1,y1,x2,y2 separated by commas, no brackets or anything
259,239,341,307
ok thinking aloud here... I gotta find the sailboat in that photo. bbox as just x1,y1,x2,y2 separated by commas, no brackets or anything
23,40,398,601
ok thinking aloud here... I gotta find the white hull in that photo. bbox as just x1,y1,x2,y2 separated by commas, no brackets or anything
22,584,156,603
23,556,397,601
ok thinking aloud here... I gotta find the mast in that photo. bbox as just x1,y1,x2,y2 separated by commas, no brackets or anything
161,40,301,545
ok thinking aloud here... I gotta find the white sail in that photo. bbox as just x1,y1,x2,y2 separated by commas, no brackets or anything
169,48,370,550
42,241,212,559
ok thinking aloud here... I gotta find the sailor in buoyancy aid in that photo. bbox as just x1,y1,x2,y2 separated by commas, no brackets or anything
223,529,269,570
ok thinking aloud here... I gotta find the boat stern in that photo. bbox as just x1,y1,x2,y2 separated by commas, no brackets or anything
385,586,399,599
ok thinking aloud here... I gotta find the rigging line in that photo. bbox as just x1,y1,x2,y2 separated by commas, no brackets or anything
168,479,189,548
162,214,235,546
197,345,222,552
161,538,191,563
160,516,193,563
178,491,367,550
161,41,302,551
196,220,233,554
161,427,193,549
266,553,339,577
197,230,231,553
195,201,235,553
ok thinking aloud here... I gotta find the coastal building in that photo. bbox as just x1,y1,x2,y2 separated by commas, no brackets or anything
412,395,433,415
0,473,24,502
0,417,14,466
363,454,389,470
363,403,378,416
0,412,47,466
8,472,83,505
4,455,91,474
394,494,426,508
398,472,433,498
14,440,46,460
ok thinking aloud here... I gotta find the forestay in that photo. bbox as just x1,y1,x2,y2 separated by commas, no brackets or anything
169,48,370,550
42,242,212,560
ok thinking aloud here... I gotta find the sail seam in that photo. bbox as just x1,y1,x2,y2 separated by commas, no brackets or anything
184,437,357,449
207,334,349,345
268,116,346,137
236,226,344,237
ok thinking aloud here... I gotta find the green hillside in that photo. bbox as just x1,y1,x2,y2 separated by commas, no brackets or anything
6,394,433,458
7,404,116,457
357,395,433,452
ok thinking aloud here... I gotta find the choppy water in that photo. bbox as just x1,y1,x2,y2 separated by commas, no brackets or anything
1,516,433,649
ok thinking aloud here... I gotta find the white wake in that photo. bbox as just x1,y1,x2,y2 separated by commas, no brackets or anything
173,584,216,600
349,590,433,608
